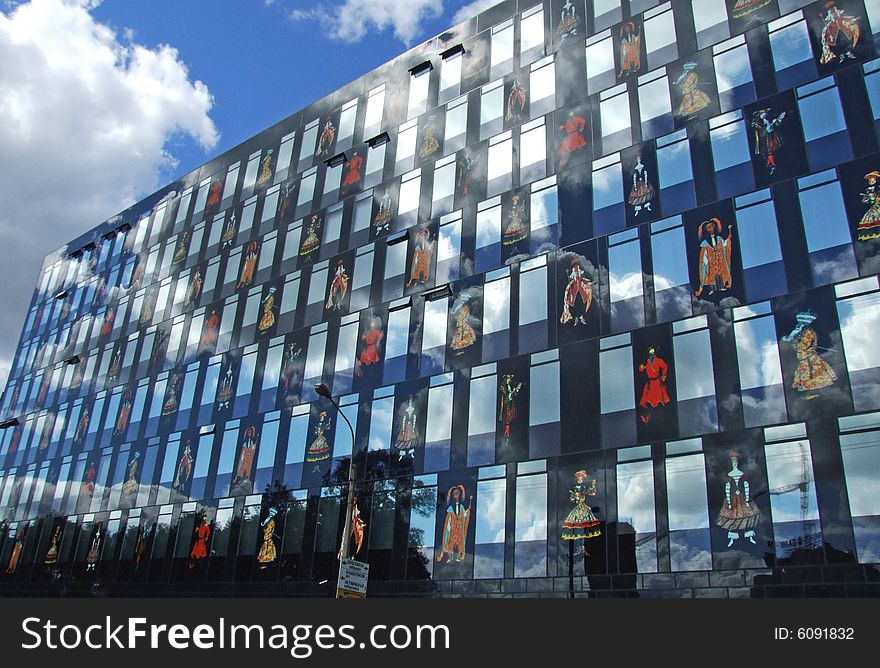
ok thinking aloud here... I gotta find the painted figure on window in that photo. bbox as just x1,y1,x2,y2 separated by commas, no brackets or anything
325,260,350,311
557,0,581,41
502,193,528,251
730,0,773,20
220,211,237,250
233,426,258,488
628,153,654,216
277,182,294,221
172,229,190,266
258,286,277,332
299,215,322,259
173,442,194,493
185,267,202,307
188,513,210,570
100,304,116,339
716,452,761,547
257,149,275,188
140,289,158,325
39,416,52,450
506,78,527,123
216,365,234,411
340,150,364,195
355,316,384,377
162,372,181,416
281,341,303,392
561,258,592,326
44,525,61,566
108,348,122,385
638,347,670,424
338,496,366,559
694,218,734,298
374,190,394,233
457,151,479,198
751,108,786,175
258,507,279,567
121,450,140,497
150,329,169,369
81,462,97,499
395,395,420,456
316,118,336,157
437,485,472,563
86,523,103,571
498,373,524,446
133,524,149,571
5,527,25,574
782,310,838,395
558,111,587,166
450,292,478,353
74,405,90,445
857,170,880,240
199,309,220,354
114,389,133,436
819,1,861,65
562,470,601,555
674,62,712,119
419,116,440,159
406,227,435,288
305,411,331,463
237,241,259,289
618,21,642,78
206,178,223,212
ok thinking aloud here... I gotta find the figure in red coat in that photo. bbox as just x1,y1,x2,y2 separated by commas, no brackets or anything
638,347,670,424
188,515,211,570
559,111,587,166
355,316,383,377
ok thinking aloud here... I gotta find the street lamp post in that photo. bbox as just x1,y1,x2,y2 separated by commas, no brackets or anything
315,383,357,599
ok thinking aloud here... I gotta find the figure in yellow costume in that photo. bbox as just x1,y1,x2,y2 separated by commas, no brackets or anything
257,506,278,568
782,311,838,395
675,62,711,118
258,286,277,332
437,485,472,563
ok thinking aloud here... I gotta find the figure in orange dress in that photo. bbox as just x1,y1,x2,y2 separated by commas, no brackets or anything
258,507,279,567
256,149,275,188
618,21,642,78
237,241,259,288
694,218,734,298
114,389,133,436
675,62,711,119
188,514,211,569
199,309,220,355
437,485,472,563
232,426,258,487
205,179,223,211
406,228,435,287
638,347,670,424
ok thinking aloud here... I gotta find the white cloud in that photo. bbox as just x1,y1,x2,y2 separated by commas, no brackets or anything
291,0,444,45
0,0,217,393
452,0,499,25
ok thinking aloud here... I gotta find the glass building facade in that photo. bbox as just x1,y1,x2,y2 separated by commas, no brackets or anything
2,0,880,597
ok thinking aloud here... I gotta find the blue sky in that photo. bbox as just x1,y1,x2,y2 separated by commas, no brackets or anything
91,0,488,186
0,0,498,391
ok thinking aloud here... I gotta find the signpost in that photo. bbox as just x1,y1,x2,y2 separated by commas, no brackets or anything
337,558,369,599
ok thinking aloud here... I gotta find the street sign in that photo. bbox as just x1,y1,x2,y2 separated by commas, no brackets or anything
338,558,369,598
